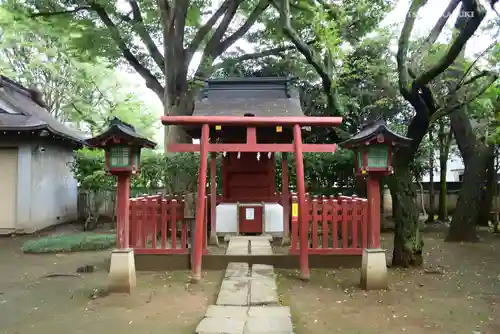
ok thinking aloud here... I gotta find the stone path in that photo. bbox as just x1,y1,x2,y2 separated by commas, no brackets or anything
225,236,274,255
196,237,294,333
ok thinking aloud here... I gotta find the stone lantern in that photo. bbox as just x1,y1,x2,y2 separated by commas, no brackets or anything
340,117,411,290
86,117,156,293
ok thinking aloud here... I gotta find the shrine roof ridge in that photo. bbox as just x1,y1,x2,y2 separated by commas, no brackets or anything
193,76,303,118
204,76,296,84
160,115,343,127
86,116,156,149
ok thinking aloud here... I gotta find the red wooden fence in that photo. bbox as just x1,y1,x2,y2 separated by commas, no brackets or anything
129,194,209,254
290,195,369,255
129,193,368,256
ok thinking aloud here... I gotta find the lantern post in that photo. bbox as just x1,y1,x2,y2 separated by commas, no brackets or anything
340,118,411,290
86,117,156,294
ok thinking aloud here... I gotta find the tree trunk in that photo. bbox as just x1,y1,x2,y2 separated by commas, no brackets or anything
391,187,397,219
438,121,452,221
438,152,448,221
448,106,492,241
427,130,435,222
447,150,490,241
163,79,194,150
387,164,423,267
478,154,495,226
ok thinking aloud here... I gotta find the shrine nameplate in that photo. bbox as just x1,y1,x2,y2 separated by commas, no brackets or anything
245,208,255,220
291,203,298,218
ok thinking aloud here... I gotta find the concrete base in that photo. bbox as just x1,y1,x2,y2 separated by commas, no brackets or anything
281,236,291,246
224,234,273,242
209,234,219,246
360,248,388,290
108,248,136,294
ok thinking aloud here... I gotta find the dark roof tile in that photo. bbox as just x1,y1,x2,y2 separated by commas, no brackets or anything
0,75,86,144
193,76,304,117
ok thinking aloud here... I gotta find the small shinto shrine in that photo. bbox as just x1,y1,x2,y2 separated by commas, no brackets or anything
172,77,338,241
122,76,389,286
162,77,344,280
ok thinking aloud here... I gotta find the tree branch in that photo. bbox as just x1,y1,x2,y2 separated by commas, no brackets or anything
172,0,189,64
186,0,233,64
461,70,492,87
396,0,427,99
413,1,487,90
213,40,317,70
217,0,269,55
430,72,498,122
195,0,269,79
411,0,461,69
204,0,241,59
124,0,165,72
91,3,163,99
455,41,498,88
274,0,342,114
30,6,91,17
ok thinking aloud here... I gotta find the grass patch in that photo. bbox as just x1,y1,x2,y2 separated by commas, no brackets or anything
22,232,116,253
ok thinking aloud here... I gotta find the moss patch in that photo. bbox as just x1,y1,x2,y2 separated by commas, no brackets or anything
22,233,116,253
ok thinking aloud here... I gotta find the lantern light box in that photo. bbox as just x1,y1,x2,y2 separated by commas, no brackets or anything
85,117,156,175
340,118,411,176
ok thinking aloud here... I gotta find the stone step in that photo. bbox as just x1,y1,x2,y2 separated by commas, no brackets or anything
225,236,274,256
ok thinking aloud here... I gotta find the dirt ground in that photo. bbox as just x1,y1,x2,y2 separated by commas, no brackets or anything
3,224,500,334
0,233,222,334
277,228,500,334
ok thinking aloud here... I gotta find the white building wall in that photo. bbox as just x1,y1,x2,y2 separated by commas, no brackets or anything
15,143,78,232
421,148,464,182
216,203,284,236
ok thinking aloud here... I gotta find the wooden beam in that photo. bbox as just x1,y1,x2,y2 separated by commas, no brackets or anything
192,124,210,281
167,143,338,153
247,127,257,144
209,152,218,245
293,124,309,280
161,116,343,127
282,153,290,242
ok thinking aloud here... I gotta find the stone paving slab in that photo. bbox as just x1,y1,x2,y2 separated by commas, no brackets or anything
251,264,274,278
250,277,279,306
248,306,291,318
196,261,294,334
205,305,249,319
249,239,273,255
195,316,246,334
226,239,250,255
226,248,249,255
217,279,249,306
227,235,273,241
244,315,294,334
250,248,273,255
225,262,249,278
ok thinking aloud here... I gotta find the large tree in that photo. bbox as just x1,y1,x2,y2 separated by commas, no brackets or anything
273,0,496,266
389,0,496,263
10,0,290,147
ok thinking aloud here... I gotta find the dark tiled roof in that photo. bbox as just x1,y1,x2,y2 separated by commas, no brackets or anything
0,75,86,144
193,77,304,117
340,119,411,148
86,117,156,149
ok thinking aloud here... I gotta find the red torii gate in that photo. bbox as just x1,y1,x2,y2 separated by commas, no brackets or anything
161,115,343,280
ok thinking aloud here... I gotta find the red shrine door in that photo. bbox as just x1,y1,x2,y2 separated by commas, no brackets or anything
222,152,275,202
222,152,275,234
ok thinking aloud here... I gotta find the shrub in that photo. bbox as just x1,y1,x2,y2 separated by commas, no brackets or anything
22,233,116,253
